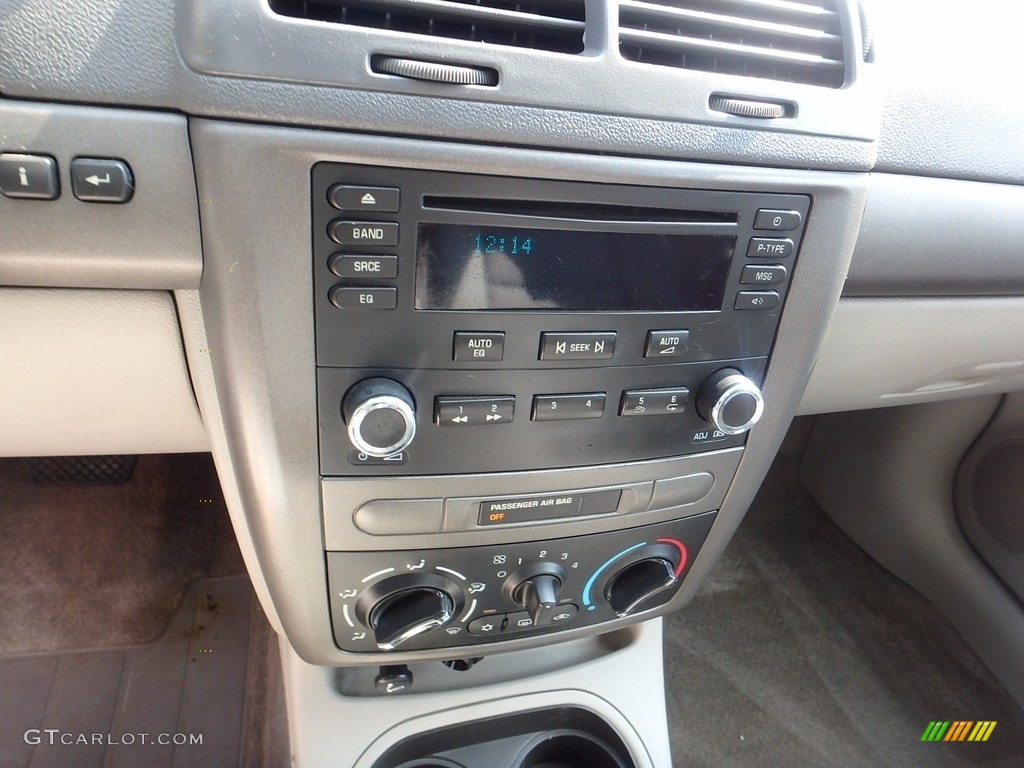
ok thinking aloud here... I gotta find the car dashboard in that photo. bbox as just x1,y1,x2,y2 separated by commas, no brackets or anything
2,1,1024,766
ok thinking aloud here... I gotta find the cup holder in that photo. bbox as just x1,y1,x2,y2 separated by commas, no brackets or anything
514,729,630,768
394,760,464,768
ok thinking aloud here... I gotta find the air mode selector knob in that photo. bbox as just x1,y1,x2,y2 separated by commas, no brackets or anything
355,574,461,651
342,377,417,457
696,368,764,436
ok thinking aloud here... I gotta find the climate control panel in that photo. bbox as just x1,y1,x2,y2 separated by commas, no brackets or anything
327,514,715,652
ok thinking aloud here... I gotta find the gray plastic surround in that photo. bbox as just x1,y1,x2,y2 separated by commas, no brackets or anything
0,100,202,290
0,0,877,172
185,117,866,664
281,623,670,768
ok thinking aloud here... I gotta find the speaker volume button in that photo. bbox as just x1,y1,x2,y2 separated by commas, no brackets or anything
342,378,417,457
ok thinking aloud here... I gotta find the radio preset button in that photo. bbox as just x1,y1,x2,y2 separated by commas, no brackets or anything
435,396,515,426
539,332,616,361
644,330,689,359
747,237,794,258
620,387,690,417
453,332,505,362
532,393,606,422
329,220,399,246
329,286,398,310
328,184,400,212
753,209,802,231
329,254,398,279
740,264,787,285
734,290,780,310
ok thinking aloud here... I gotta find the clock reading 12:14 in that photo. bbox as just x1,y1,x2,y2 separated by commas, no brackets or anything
473,232,534,255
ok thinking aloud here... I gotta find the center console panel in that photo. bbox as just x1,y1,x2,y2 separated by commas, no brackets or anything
308,163,816,657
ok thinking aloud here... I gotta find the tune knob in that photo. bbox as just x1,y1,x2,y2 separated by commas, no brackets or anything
342,378,417,457
356,574,460,651
696,368,764,436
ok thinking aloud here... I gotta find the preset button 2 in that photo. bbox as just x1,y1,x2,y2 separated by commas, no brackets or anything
539,332,616,361
435,396,515,426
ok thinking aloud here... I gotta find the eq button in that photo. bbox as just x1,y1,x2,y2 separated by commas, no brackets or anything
329,286,397,310
539,332,616,361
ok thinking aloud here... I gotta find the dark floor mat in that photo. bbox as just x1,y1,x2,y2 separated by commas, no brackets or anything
0,576,278,768
0,453,245,653
664,455,1024,767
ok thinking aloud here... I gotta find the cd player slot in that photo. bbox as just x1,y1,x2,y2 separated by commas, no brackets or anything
422,196,739,224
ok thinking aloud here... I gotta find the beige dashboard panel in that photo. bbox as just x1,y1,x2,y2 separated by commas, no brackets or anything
0,288,208,456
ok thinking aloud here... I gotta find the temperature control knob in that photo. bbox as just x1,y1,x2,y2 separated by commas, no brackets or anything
342,378,417,457
696,368,764,436
605,557,678,617
356,574,460,651
505,563,567,626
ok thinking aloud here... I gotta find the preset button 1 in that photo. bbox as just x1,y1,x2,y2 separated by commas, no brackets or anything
539,332,616,361
435,396,515,426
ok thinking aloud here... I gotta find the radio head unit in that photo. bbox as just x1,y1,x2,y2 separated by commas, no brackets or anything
311,164,809,476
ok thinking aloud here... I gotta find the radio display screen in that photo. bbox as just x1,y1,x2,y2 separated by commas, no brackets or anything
415,224,734,311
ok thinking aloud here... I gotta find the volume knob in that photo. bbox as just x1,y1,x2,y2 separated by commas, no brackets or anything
342,378,417,457
696,368,764,436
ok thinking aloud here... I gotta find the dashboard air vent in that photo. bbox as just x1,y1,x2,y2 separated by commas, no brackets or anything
269,0,587,54
619,0,847,88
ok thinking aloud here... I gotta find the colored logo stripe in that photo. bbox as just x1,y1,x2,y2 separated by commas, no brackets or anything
921,721,996,742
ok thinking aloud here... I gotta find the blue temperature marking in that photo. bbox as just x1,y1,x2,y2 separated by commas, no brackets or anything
582,542,647,609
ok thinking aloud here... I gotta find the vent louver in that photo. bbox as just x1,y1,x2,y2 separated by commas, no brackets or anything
269,0,586,54
619,0,847,88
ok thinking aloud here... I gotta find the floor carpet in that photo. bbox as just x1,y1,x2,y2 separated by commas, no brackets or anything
663,450,1024,767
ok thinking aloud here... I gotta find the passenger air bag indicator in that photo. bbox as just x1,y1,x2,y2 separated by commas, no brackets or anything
479,489,621,526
